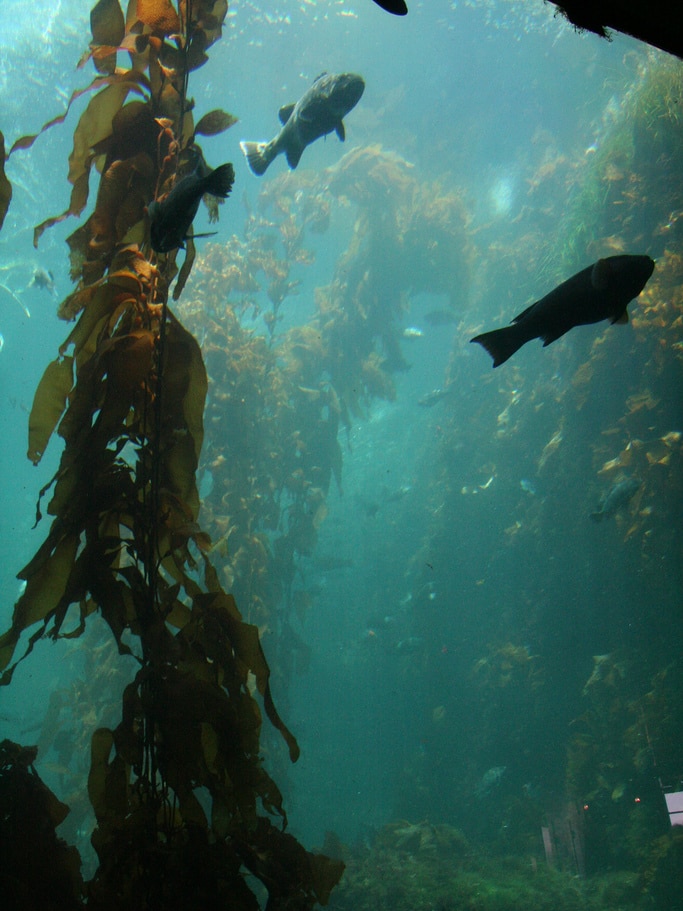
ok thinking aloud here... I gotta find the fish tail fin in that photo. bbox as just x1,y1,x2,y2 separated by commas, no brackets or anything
240,141,273,176
589,511,603,523
205,162,235,198
470,326,526,368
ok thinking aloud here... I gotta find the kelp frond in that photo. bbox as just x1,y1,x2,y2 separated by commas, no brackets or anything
0,2,343,908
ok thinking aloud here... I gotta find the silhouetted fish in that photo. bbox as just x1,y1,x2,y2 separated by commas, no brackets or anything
149,162,235,253
371,0,408,13
590,476,640,522
240,72,365,176
471,255,655,367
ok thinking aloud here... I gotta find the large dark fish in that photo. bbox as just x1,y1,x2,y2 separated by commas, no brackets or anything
471,254,655,367
149,162,235,253
590,476,641,522
240,72,365,177
371,0,408,13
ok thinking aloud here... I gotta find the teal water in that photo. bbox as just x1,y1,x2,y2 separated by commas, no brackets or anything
1,1,681,904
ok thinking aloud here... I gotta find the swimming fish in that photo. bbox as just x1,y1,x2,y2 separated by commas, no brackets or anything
474,766,507,798
240,72,365,176
590,476,641,522
417,386,454,407
371,0,408,13
29,267,56,295
149,162,235,253
471,254,655,367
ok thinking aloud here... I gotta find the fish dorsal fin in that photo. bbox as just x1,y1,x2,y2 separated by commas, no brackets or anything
591,258,612,290
612,309,629,325
279,103,296,125
335,120,346,141
286,145,304,169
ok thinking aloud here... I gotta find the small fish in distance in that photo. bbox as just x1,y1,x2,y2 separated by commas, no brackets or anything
371,0,408,13
240,72,365,176
590,476,641,522
29,267,56,295
471,254,655,367
149,162,235,254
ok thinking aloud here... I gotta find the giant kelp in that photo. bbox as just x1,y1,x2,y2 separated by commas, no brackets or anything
0,2,343,908
168,146,474,736
0,129,11,231
389,48,683,897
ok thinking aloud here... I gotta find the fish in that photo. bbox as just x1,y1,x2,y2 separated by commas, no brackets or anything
371,0,408,13
590,476,641,522
149,162,235,253
29,267,56,295
402,326,424,339
471,254,655,367
240,72,365,177
474,766,507,798
417,386,453,407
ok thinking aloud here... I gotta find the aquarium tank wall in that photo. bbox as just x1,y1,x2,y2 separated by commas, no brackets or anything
0,1,681,910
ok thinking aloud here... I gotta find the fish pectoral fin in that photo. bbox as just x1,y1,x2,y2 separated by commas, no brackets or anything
285,145,304,169
612,310,629,325
278,103,296,125
335,120,346,141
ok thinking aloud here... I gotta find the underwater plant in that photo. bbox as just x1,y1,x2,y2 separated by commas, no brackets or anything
0,2,343,908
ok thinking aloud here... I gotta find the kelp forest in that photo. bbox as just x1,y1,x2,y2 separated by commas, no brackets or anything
0,1,344,908
1,2,683,911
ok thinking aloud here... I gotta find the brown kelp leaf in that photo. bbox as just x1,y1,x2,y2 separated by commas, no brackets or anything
192,0,228,51
103,329,156,399
194,109,238,137
9,72,149,158
68,81,139,189
30,74,151,247
28,356,74,465
0,532,80,674
173,236,196,301
88,727,129,821
158,318,206,521
33,171,91,248
220,595,300,762
0,130,11,232
90,0,125,74
137,0,181,35
242,818,345,908
58,284,98,323
91,0,125,44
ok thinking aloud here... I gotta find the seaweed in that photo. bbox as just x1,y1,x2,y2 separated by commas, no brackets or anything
0,2,343,908
0,129,11,231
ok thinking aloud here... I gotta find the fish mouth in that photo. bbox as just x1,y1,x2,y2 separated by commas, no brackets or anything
334,73,365,109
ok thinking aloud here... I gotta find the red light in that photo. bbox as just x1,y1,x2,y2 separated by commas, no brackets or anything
583,804,589,811
634,797,641,803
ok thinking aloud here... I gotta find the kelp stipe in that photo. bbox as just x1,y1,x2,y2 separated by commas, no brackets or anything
0,2,343,908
